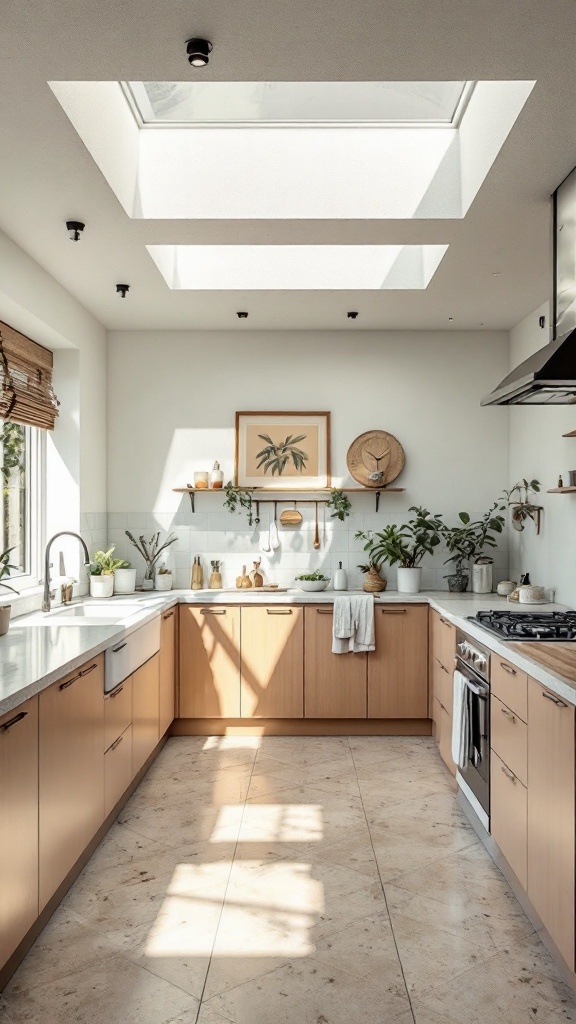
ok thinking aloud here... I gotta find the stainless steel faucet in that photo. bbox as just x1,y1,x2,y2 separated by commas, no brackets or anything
42,532,90,612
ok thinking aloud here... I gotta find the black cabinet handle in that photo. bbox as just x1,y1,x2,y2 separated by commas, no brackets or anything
163,610,174,620
108,684,124,699
1,710,28,732
112,643,127,653
542,691,568,708
380,608,406,614
500,662,516,675
109,734,124,752
60,673,81,690
81,663,98,676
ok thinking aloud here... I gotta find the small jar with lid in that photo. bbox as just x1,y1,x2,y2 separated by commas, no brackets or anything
210,461,224,489
194,471,209,489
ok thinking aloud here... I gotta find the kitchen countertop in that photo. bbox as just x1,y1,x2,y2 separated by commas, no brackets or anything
2,588,575,718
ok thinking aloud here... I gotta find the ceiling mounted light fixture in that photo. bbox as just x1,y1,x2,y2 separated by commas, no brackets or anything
186,38,213,67
236,311,248,318
116,283,130,298
66,220,85,241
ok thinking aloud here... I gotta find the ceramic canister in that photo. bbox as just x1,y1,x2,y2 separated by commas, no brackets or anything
497,580,516,597
518,585,546,604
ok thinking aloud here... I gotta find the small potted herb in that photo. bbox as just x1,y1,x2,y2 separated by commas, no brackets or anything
88,546,130,598
0,546,18,636
357,506,444,593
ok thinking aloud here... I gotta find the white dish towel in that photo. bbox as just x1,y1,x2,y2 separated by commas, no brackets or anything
332,595,376,654
451,669,469,769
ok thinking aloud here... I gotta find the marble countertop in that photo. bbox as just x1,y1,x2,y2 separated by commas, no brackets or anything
2,588,575,718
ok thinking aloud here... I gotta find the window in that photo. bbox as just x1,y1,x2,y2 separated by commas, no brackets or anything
0,420,43,587
124,81,474,127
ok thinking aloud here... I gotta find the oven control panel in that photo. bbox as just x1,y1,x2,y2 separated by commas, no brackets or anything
456,633,491,682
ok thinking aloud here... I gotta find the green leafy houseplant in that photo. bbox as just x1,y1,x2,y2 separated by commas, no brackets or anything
0,546,18,594
441,501,506,591
223,484,255,526
88,546,130,576
125,531,177,581
356,506,444,571
503,479,542,532
325,489,352,522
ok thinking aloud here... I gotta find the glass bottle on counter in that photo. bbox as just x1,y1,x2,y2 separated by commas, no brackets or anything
210,461,224,489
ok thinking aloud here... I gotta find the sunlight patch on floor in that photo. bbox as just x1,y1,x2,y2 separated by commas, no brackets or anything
210,804,324,843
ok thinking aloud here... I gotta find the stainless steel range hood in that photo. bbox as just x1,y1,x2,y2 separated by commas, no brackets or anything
481,328,576,406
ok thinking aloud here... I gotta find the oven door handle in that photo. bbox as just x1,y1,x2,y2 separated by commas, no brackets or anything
463,678,487,698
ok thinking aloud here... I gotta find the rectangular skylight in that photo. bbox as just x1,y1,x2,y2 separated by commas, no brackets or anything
125,81,472,127
146,245,449,290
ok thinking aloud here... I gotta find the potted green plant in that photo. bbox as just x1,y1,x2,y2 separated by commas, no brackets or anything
125,531,177,589
325,489,352,522
0,546,18,636
357,549,387,593
356,506,444,594
503,479,542,533
441,502,506,594
88,546,130,598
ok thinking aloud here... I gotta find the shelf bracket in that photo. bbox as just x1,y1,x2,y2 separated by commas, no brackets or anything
185,485,195,514
375,490,381,513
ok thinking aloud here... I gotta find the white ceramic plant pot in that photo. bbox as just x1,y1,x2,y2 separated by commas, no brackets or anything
0,605,11,637
397,567,422,594
113,568,137,595
89,574,114,598
471,562,493,594
154,573,173,592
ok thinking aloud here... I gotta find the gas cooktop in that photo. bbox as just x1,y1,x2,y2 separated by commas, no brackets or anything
469,610,576,642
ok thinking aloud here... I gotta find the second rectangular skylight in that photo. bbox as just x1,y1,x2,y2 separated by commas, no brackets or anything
146,245,449,290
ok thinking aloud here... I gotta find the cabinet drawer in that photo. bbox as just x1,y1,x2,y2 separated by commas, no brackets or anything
439,663,453,718
104,676,132,750
491,750,527,889
491,658,528,722
104,725,132,818
491,695,527,786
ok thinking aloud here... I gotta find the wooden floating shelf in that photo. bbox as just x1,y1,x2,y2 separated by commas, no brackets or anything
547,486,576,493
173,485,405,512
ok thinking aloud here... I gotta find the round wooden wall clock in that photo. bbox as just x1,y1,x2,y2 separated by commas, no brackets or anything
346,430,405,488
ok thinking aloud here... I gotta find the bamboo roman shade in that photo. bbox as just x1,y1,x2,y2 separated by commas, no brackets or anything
0,321,59,430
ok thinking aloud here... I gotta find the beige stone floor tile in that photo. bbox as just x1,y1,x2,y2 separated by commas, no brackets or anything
417,948,573,1024
313,909,403,987
132,771,252,809
205,956,411,1024
391,840,511,908
303,833,380,880
390,911,499,999
503,932,576,1016
370,826,479,883
107,915,212,999
2,955,199,1024
196,1005,240,1024
258,758,357,789
3,908,114,994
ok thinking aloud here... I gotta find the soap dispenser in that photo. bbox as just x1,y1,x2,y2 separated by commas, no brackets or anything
210,461,224,489
334,561,348,591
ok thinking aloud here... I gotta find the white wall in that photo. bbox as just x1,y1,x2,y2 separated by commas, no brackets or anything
107,329,510,590
0,228,108,583
508,302,576,604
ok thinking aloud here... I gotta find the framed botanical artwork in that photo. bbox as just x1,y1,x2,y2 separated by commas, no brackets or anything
235,412,331,489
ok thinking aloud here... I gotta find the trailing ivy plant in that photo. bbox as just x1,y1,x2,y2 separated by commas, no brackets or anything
325,489,352,521
223,484,255,526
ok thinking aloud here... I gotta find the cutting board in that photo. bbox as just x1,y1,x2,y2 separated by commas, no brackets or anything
513,642,576,684
221,587,289,593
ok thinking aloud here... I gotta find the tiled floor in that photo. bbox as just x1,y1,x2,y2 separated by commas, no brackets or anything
3,735,576,1024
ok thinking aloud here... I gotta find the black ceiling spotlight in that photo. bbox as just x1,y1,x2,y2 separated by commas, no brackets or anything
237,311,248,318
116,284,130,298
186,38,213,67
66,221,85,241
347,311,359,319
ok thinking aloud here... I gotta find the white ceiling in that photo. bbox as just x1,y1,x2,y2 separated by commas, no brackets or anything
1,0,575,332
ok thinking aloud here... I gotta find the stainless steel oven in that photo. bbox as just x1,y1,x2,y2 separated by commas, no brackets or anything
454,630,491,829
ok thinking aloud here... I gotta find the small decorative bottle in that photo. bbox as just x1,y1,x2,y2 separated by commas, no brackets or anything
210,461,224,489
209,560,222,589
236,564,252,589
250,560,264,588
333,561,348,591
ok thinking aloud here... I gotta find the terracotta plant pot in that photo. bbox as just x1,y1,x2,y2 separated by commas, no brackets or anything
0,604,11,636
363,567,387,593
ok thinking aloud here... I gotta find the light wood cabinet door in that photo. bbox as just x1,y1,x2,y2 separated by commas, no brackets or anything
368,605,428,718
39,656,105,911
159,608,176,735
104,676,132,751
132,654,160,775
241,606,304,718
527,679,575,970
491,750,527,889
304,606,367,718
0,697,39,968
430,610,455,672
491,658,528,723
491,695,527,786
179,606,241,718
104,725,133,817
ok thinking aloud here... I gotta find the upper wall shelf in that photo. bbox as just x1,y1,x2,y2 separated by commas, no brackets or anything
173,485,405,513
547,486,576,494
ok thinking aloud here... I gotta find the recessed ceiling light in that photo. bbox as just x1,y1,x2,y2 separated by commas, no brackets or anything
116,283,130,298
236,311,248,318
186,38,213,67
66,220,85,241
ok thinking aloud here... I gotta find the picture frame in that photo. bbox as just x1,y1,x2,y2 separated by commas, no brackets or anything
235,411,331,490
